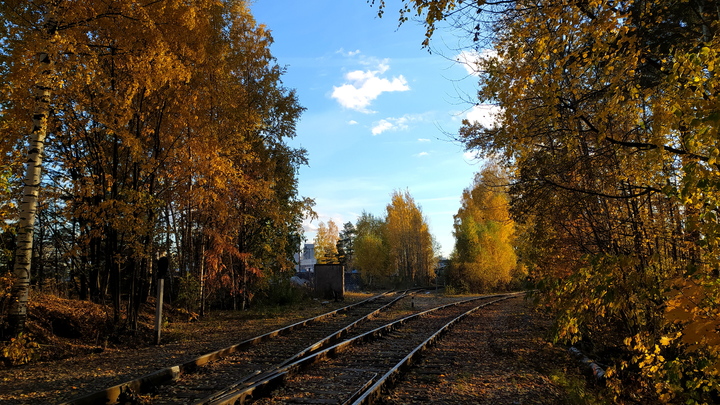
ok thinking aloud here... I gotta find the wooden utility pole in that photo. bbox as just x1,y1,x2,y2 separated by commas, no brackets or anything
154,279,164,345
155,256,169,345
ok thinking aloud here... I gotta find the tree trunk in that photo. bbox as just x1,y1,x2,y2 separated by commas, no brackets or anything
199,240,206,316
107,227,121,324
8,39,54,336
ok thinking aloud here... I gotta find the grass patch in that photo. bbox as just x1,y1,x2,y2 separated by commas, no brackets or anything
550,368,611,405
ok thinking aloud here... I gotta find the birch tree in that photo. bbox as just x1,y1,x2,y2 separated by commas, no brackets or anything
385,189,436,285
7,17,54,337
314,220,339,264
2,0,69,336
2,0,310,334
451,164,516,292
354,212,389,286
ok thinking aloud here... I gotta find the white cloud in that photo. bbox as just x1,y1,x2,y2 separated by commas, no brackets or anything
455,49,497,76
331,62,410,113
302,218,319,234
348,120,359,125
371,113,426,135
371,119,395,135
416,152,430,157
337,48,362,57
466,104,502,128
418,138,431,143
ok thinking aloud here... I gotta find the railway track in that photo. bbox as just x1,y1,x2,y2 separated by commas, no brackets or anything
145,292,415,404
62,291,523,405
208,293,521,405
62,290,412,405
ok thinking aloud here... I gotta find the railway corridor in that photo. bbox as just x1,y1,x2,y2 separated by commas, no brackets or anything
2,293,585,404
134,292,510,404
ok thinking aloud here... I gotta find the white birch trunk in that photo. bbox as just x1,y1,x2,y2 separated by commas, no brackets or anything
9,48,53,336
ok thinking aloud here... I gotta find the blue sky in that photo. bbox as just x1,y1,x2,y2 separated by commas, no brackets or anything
251,1,497,257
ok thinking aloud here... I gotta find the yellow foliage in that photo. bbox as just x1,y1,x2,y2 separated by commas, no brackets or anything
314,220,339,264
1,333,40,366
385,189,437,285
388,0,720,401
450,164,517,292
2,0,309,326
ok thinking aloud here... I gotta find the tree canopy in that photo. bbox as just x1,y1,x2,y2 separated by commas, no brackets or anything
1,0,313,336
313,220,340,264
353,190,437,288
354,211,390,286
376,0,720,401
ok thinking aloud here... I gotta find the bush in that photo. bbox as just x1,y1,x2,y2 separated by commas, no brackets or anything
1,333,39,366
175,273,201,312
257,277,309,307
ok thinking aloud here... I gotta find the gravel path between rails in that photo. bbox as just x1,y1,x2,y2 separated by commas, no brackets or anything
380,296,585,405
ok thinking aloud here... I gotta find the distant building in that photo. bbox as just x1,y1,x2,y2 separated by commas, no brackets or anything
435,259,450,288
295,243,316,273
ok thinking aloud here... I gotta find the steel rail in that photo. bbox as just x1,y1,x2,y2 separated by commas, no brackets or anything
201,292,523,405
350,293,522,404
60,291,396,405
196,291,411,404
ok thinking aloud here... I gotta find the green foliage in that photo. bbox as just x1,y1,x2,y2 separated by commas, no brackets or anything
336,221,356,267
175,273,201,313
549,368,611,405
256,276,309,307
442,279,469,296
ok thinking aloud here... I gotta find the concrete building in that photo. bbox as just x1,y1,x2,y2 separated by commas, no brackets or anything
295,243,316,273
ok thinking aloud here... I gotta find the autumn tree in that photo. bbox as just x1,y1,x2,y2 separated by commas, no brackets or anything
375,0,720,401
39,0,242,326
385,189,437,286
1,0,63,336
469,2,719,400
1,0,311,335
352,192,437,288
353,212,390,287
196,4,312,308
314,219,339,264
450,164,516,292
